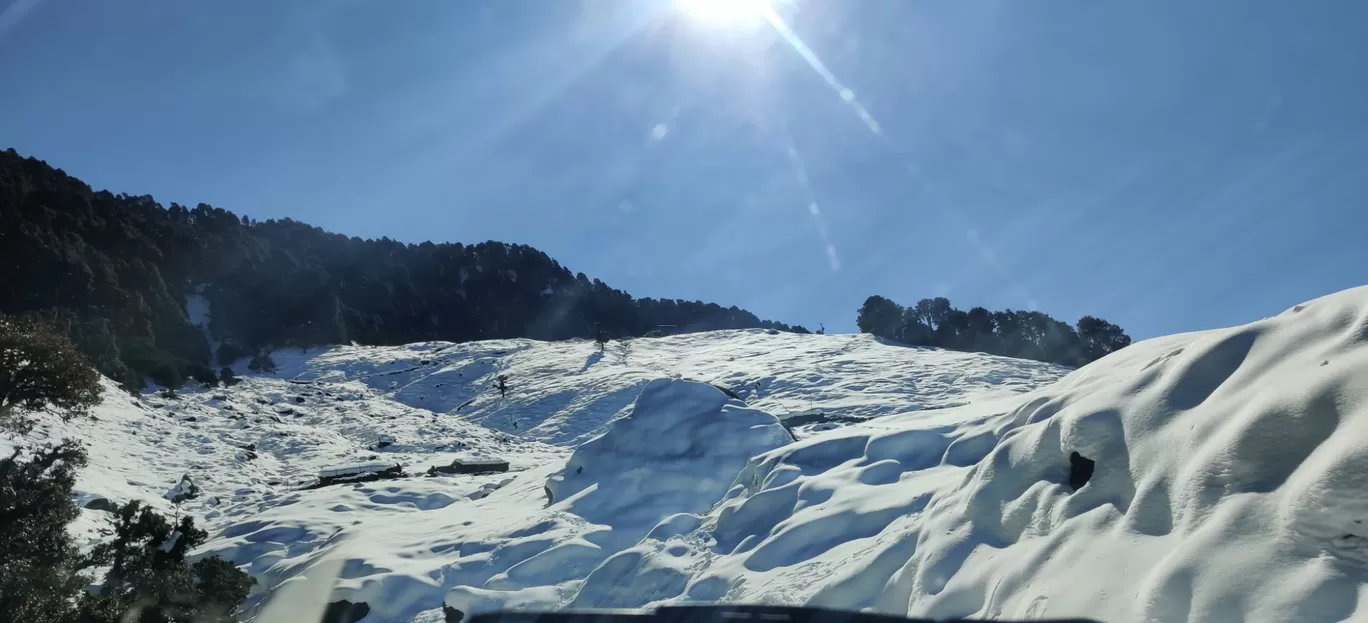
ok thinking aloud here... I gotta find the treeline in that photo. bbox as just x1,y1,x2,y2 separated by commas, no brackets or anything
856,295,1131,366
0,148,804,389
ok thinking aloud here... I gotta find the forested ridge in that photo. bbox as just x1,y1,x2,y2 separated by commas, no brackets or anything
856,294,1131,367
0,148,804,389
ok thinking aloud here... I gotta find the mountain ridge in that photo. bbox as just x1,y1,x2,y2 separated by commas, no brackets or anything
0,148,806,389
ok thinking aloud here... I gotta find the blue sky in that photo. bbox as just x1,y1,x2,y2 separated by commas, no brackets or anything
3,0,1366,339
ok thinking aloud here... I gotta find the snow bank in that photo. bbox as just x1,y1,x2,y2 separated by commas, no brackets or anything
568,286,1368,622
445,379,793,614
545,379,793,532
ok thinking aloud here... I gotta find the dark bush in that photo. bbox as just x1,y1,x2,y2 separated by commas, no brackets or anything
0,441,90,623
0,314,103,434
190,365,219,387
215,343,251,367
247,353,277,373
78,501,254,623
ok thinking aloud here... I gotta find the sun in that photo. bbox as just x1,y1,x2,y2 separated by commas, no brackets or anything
672,0,772,24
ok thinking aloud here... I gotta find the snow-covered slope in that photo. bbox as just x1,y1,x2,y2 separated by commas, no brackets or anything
14,287,1368,622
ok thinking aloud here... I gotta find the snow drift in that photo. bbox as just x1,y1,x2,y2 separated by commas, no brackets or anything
544,378,793,534
545,287,1368,622
16,287,1368,622
432,287,1368,622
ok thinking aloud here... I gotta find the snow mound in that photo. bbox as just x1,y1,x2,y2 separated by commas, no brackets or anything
563,286,1368,622
546,378,793,541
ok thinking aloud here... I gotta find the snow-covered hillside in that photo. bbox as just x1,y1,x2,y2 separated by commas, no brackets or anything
13,287,1368,622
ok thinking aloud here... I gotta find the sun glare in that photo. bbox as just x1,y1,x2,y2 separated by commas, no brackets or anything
673,0,771,24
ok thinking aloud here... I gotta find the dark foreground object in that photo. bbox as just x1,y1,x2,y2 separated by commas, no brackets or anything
1069,451,1095,491
320,599,370,623
467,605,1101,623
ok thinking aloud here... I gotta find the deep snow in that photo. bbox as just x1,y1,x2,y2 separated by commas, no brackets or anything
12,287,1368,622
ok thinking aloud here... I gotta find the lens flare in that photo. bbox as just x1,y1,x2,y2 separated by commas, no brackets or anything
672,0,771,24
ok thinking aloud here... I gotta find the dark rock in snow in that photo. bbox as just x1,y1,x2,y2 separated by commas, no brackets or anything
211,394,228,401
295,396,306,404
444,605,465,623
428,457,509,476
708,383,742,401
1069,451,1095,491
166,474,199,503
84,497,120,513
321,600,370,623
312,463,405,489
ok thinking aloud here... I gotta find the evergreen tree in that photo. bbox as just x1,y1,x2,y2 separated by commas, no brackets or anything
853,293,1130,366
855,296,903,338
0,314,104,434
0,441,89,623
77,502,254,623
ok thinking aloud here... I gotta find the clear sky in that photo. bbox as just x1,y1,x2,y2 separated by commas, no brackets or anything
3,0,1366,339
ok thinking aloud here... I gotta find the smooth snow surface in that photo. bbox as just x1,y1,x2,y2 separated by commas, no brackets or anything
14,289,1368,622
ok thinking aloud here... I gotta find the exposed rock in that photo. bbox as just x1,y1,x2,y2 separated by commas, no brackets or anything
467,477,515,500
708,383,742,401
320,600,370,623
84,497,120,513
294,396,306,404
427,458,510,476
166,474,199,503
1069,451,1095,491
443,605,464,623
312,463,405,489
